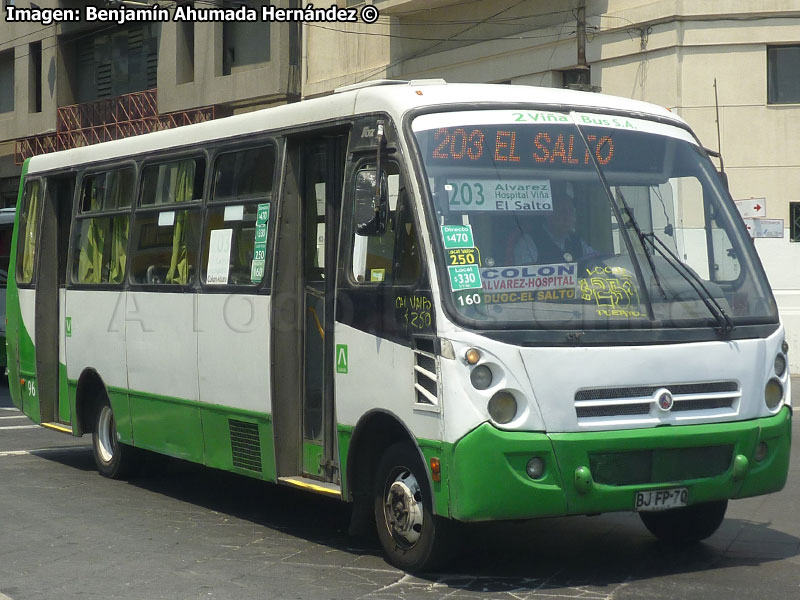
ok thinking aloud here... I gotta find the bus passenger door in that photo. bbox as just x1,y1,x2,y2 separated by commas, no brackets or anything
272,133,346,490
36,175,74,426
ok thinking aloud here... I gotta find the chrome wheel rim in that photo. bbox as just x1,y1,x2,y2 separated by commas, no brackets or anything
97,406,116,465
383,466,424,549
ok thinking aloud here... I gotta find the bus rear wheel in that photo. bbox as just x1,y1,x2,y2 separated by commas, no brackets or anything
91,398,138,479
373,442,456,572
639,500,728,544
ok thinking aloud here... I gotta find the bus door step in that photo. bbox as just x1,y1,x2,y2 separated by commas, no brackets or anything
41,422,73,434
278,476,341,498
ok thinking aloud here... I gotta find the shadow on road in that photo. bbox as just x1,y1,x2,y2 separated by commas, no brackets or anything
34,445,800,591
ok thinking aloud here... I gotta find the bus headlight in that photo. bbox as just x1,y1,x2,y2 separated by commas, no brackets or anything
764,379,784,410
470,365,493,390
488,391,517,424
774,353,787,378
782,339,789,355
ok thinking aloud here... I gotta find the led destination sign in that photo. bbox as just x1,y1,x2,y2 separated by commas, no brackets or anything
431,127,615,167
416,122,668,175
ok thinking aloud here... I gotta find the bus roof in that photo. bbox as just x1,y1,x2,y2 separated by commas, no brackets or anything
26,81,685,175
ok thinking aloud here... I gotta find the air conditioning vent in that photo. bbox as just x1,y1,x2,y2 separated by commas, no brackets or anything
229,419,262,472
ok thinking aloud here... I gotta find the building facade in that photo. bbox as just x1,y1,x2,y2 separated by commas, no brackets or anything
0,0,297,205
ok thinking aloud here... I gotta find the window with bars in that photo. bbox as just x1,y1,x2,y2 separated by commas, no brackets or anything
790,202,800,242
75,24,159,102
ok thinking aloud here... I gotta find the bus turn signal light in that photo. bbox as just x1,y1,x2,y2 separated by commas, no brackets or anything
465,348,481,364
430,457,441,482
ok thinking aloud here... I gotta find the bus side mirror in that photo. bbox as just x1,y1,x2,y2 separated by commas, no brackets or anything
354,168,388,236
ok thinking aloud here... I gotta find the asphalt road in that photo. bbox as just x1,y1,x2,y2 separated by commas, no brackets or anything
1,380,799,600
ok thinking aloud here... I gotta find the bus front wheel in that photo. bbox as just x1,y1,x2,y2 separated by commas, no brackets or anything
373,442,456,572
91,398,138,479
639,500,728,544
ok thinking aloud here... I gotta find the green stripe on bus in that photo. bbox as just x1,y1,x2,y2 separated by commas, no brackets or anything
71,381,277,481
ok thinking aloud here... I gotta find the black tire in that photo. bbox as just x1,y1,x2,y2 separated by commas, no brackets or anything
640,500,728,544
373,442,457,572
91,396,139,479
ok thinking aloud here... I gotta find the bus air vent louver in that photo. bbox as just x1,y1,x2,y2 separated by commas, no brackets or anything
413,349,438,405
229,419,262,472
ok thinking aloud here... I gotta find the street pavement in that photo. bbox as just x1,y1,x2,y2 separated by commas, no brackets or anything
1,379,799,600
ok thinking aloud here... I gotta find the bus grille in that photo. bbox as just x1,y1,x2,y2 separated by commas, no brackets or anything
414,349,438,405
589,445,734,486
574,381,739,421
229,419,262,472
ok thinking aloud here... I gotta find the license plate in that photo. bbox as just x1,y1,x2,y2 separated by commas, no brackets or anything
635,487,688,511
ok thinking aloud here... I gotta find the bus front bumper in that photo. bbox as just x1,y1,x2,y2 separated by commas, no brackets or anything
447,407,791,521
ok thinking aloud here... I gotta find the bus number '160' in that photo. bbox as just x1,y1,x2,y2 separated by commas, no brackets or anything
456,293,482,306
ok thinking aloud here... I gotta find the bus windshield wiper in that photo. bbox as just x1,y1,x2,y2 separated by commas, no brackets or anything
612,187,668,303
609,184,733,338
573,123,656,322
639,231,735,337
574,118,733,337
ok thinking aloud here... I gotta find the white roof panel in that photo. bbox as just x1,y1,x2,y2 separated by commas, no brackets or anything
26,82,686,175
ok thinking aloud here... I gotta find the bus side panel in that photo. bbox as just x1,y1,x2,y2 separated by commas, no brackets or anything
17,289,39,420
126,291,203,462
334,323,447,510
5,282,23,411
196,294,272,415
65,289,131,442
128,392,203,461
196,293,275,480
334,324,441,438
58,290,70,423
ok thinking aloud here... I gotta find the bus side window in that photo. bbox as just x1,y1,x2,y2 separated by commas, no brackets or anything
16,180,42,285
202,145,275,287
393,187,421,285
72,168,134,285
130,158,204,286
350,165,421,286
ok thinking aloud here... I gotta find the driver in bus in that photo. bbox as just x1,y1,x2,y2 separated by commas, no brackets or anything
509,181,596,265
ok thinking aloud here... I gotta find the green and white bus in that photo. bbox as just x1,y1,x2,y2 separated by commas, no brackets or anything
7,81,791,571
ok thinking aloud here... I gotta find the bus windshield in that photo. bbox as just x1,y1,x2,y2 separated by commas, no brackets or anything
412,109,778,331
